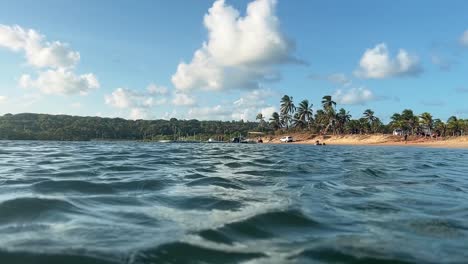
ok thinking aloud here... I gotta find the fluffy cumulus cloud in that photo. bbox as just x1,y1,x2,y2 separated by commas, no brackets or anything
0,24,80,68
172,93,196,106
460,30,468,47
333,87,375,105
260,106,276,118
171,0,297,92
0,24,99,95
355,43,422,79
105,86,168,120
19,69,99,95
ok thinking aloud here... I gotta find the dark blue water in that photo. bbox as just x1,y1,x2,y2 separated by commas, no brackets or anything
0,141,467,264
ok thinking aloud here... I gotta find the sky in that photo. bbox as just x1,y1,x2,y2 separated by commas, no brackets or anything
0,0,467,122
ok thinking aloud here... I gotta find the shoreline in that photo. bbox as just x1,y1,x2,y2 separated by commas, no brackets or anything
264,134,468,149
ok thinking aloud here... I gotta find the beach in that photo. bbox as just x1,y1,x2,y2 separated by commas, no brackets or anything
265,133,468,148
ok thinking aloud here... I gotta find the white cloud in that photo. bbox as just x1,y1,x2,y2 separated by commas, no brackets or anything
171,0,297,92
105,87,165,109
333,87,375,105
0,96,6,103
460,30,468,47
260,106,276,118
105,86,168,119
172,93,196,106
233,88,276,108
354,43,422,79
147,83,168,95
0,24,99,96
19,69,99,95
187,105,231,120
105,88,135,109
0,24,79,69
129,108,150,120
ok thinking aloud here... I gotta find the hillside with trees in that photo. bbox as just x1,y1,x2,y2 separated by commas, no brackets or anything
0,113,261,141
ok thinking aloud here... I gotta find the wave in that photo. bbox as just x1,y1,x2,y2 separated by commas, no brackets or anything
0,197,80,224
133,241,265,264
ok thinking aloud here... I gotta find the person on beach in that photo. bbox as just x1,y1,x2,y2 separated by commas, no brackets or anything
404,134,408,144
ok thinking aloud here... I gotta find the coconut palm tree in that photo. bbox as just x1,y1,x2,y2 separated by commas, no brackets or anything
292,112,306,129
363,109,376,123
269,112,281,130
419,112,433,136
433,118,446,137
336,108,351,134
362,109,380,133
314,109,327,133
401,109,418,135
296,99,313,130
390,113,405,131
321,95,336,112
321,95,337,134
280,95,295,129
256,113,266,130
447,116,461,136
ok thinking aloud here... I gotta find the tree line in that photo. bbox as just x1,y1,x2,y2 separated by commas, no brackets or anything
256,95,467,137
0,113,259,141
0,96,466,141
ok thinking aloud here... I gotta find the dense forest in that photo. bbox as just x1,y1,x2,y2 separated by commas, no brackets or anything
0,113,260,141
0,94,466,141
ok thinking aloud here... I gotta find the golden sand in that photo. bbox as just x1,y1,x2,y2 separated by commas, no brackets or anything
264,133,468,149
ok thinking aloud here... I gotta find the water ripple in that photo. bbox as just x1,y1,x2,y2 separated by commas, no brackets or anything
0,141,467,263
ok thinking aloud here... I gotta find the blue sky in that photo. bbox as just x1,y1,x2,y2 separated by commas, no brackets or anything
0,0,467,122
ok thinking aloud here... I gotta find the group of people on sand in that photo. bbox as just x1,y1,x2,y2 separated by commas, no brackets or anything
315,140,326,146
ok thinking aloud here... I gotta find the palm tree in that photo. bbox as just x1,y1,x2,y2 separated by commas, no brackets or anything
314,109,327,133
447,116,461,136
401,109,418,135
292,112,306,129
321,95,336,112
296,100,313,130
321,95,337,134
336,108,351,134
419,112,433,136
433,118,446,137
269,112,281,130
363,109,376,123
362,109,379,133
280,95,295,129
390,113,405,131
256,113,266,130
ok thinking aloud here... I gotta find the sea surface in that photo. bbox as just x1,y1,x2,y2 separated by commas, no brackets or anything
0,141,468,264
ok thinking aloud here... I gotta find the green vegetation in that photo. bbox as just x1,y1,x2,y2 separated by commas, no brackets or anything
0,113,260,141
0,95,467,141
267,95,468,137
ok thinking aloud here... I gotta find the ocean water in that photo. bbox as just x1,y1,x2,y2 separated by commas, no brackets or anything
0,141,467,264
